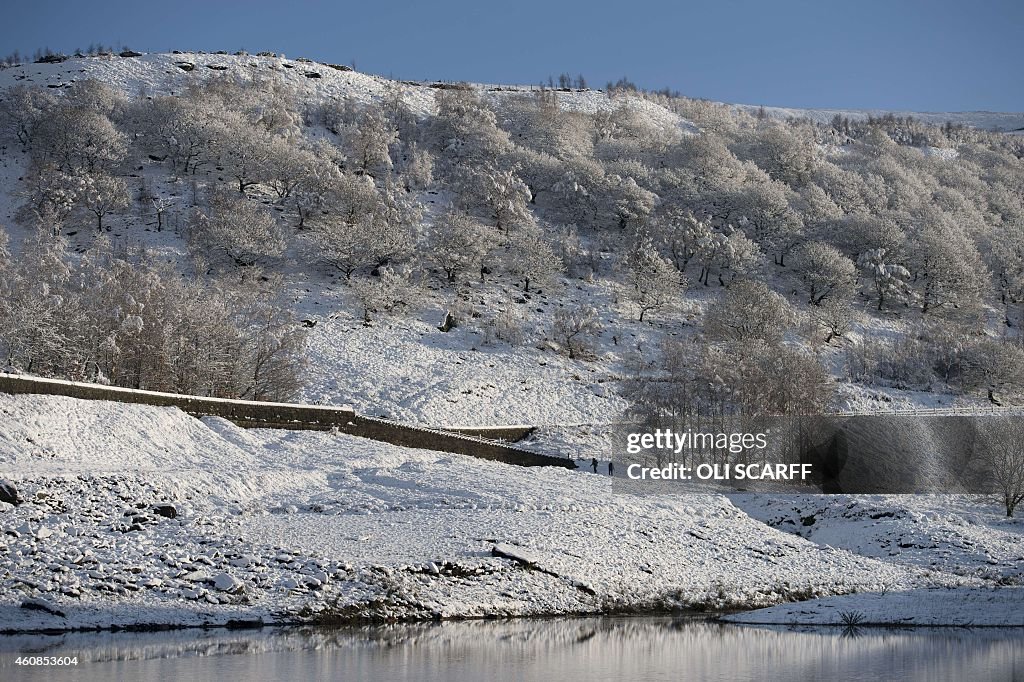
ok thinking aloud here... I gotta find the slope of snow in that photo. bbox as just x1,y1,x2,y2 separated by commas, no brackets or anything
0,392,996,632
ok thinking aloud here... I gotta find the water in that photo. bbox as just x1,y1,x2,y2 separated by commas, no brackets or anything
2,617,1023,682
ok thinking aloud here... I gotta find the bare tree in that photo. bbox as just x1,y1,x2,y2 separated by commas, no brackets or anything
977,418,1024,517
551,304,602,359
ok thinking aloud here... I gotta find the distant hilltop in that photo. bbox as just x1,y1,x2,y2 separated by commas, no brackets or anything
1,50,1021,133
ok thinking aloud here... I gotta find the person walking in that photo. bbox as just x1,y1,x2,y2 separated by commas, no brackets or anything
591,457,598,473
608,461,614,476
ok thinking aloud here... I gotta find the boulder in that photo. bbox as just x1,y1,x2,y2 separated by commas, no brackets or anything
437,311,456,332
0,480,20,506
213,572,244,593
153,504,178,519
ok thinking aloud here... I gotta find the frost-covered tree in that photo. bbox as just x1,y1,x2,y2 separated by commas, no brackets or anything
649,204,705,271
300,216,367,280
351,266,419,323
362,178,421,268
910,219,988,315
605,175,657,231
793,241,857,305
211,112,276,193
265,140,319,204
65,79,125,117
714,231,763,287
343,104,397,176
0,236,79,375
624,236,683,321
15,162,86,232
136,94,219,175
959,338,1024,399
81,173,129,232
826,212,906,262
813,297,854,344
234,292,308,400
737,123,818,188
401,142,435,191
858,248,914,311
722,178,804,265
705,280,792,343
0,84,57,146
189,190,286,267
33,107,128,175
504,227,562,292
427,87,511,168
426,209,499,283
453,164,533,232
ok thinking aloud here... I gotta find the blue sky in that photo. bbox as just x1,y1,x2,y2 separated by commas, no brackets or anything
2,0,1022,111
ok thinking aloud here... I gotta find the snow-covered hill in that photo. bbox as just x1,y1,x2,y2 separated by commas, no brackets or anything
0,52,692,130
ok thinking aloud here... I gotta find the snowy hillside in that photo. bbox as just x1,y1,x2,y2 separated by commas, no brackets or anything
1,50,1021,438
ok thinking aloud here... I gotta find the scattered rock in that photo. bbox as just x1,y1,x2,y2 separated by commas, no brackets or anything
226,618,265,629
438,311,456,332
175,62,195,72
214,572,244,593
304,71,322,79
206,64,228,71
0,480,20,506
181,587,203,600
21,597,66,618
154,504,178,519
326,63,352,71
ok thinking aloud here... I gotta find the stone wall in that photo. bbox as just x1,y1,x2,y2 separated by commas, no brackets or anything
0,373,575,470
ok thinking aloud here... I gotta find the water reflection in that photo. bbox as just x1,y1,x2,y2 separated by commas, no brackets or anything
2,617,1023,682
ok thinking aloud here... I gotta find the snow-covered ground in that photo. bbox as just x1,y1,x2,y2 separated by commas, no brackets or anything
723,588,1024,627
3,393,1021,632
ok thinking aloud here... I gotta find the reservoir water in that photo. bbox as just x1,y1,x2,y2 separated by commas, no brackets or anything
2,616,1023,681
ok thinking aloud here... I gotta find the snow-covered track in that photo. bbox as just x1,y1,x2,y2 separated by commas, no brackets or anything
0,373,576,469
